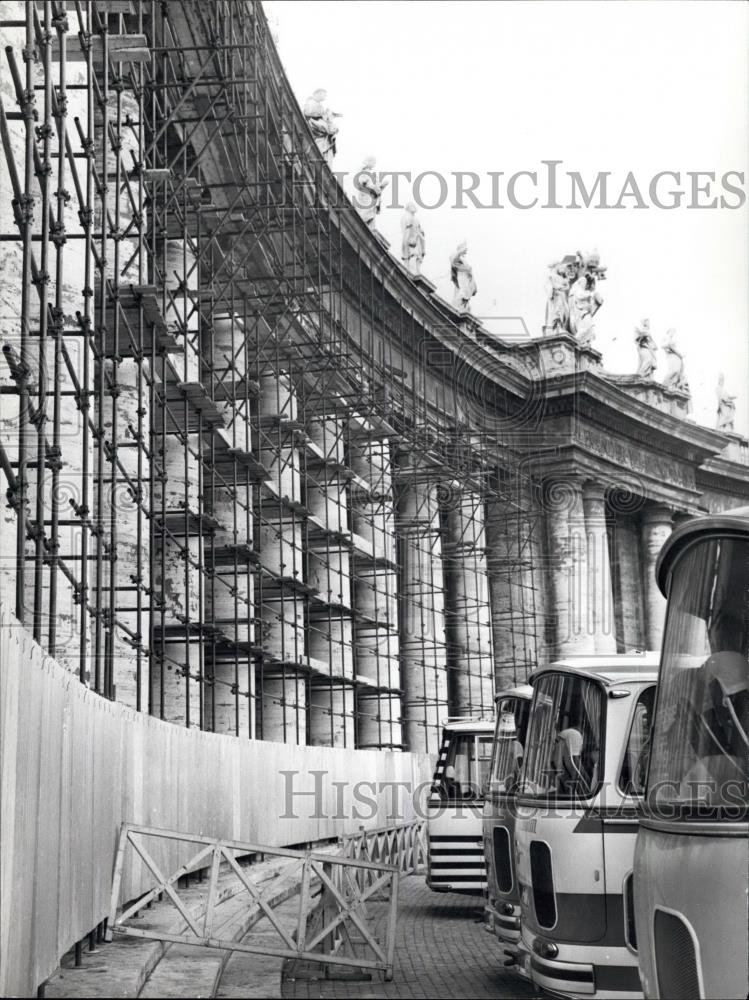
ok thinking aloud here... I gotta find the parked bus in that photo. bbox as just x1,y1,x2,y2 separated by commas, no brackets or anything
426,717,494,893
515,653,659,998
482,685,533,965
633,509,749,999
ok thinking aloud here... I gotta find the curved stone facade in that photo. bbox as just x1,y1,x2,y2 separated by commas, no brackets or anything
0,0,747,757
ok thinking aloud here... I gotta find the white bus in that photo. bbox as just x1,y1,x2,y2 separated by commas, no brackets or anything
482,686,533,965
634,508,749,999
426,717,494,893
515,654,659,999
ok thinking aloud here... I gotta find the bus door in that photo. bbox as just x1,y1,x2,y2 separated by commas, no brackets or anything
517,672,607,945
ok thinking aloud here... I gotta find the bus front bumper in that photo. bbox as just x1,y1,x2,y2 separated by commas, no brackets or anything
529,954,596,996
485,900,521,943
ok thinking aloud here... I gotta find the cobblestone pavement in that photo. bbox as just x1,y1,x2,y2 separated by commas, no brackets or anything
282,878,540,999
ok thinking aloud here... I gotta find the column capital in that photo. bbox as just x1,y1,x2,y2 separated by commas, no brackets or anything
582,479,607,504
542,475,585,518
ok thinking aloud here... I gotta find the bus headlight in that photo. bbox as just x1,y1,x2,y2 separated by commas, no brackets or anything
502,902,514,915
533,939,559,959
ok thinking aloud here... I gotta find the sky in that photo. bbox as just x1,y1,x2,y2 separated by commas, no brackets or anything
265,0,749,435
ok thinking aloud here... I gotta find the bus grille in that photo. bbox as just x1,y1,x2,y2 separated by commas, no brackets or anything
655,910,700,999
530,841,556,929
493,826,513,893
428,835,486,888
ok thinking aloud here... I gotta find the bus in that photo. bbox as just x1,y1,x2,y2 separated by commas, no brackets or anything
426,717,494,893
482,686,533,966
633,508,749,999
515,653,659,998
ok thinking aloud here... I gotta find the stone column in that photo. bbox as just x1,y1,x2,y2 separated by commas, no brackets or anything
486,475,550,689
397,465,448,755
545,477,595,657
260,671,306,745
152,432,203,729
351,433,402,749
309,682,355,746
256,370,306,743
150,236,204,727
208,480,255,739
203,313,255,738
641,504,674,651
610,514,645,651
306,414,355,748
101,360,150,709
582,482,617,654
444,488,494,715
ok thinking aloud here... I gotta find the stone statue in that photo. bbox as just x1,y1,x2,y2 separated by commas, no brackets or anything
303,88,340,163
634,319,658,379
568,251,604,345
717,373,737,431
354,155,389,229
544,260,571,335
544,251,605,342
662,328,689,393
401,202,425,276
449,241,477,312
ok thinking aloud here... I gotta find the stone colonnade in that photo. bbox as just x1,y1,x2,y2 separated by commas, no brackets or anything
544,477,676,656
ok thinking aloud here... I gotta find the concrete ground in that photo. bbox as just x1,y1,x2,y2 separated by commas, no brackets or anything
282,878,540,1000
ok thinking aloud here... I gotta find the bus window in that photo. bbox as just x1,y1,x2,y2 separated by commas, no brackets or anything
491,698,530,793
649,537,749,811
619,686,656,796
476,735,493,794
521,674,604,799
442,733,494,800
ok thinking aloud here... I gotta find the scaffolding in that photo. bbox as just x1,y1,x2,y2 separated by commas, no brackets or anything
0,0,546,755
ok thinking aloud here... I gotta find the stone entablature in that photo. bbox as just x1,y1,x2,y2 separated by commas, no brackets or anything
605,373,692,420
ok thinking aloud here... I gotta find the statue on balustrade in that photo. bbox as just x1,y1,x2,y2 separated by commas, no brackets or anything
662,328,690,394
355,155,389,230
568,251,605,345
450,241,477,312
635,318,658,378
544,251,606,343
303,89,340,164
716,373,737,431
544,259,571,335
401,203,426,276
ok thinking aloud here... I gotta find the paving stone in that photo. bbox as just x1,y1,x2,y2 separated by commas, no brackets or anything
281,877,540,1000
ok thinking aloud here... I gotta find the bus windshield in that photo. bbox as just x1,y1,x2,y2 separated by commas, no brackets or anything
648,536,749,813
521,673,604,799
432,731,494,801
490,697,531,794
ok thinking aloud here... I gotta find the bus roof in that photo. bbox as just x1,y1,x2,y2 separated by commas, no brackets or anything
494,684,533,702
656,505,749,597
530,652,660,687
441,717,495,733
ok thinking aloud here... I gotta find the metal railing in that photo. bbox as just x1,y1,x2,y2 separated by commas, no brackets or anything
340,820,427,878
107,824,400,980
